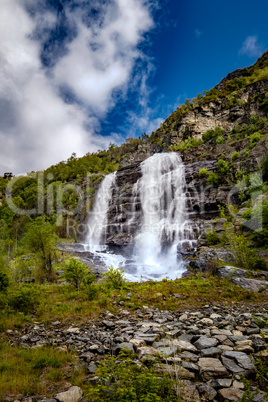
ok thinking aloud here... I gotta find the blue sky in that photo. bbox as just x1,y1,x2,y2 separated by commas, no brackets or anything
0,0,267,174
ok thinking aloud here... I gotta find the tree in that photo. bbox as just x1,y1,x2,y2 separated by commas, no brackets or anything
25,217,57,282
64,258,88,290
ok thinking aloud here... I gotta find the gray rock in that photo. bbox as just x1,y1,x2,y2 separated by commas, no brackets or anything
54,386,83,402
88,362,98,374
197,383,217,400
155,364,195,379
182,361,199,372
133,333,159,344
218,387,243,401
221,351,255,375
216,266,246,280
208,378,232,388
198,357,229,380
114,342,134,355
178,380,201,402
157,346,178,357
102,320,115,328
200,347,222,357
223,351,255,370
174,339,198,352
232,277,268,293
137,346,158,360
194,336,218,350
180,351,199,362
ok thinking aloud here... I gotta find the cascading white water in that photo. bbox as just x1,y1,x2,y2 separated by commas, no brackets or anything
86,172,117,252
132,152,194,280
84,153,195,281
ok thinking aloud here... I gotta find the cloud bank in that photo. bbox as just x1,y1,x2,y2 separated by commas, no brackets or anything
0,0,158,174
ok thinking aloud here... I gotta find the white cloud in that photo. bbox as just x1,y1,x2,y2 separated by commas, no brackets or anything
239,35,264,58
0,0,157,174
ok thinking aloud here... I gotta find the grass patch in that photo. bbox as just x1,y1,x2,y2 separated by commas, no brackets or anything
0,343,81,399
1,275,267,331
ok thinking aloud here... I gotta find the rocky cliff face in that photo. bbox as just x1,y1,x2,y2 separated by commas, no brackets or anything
87,53,268,252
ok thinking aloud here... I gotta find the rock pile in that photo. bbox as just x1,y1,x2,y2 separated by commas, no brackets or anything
6,303,268,401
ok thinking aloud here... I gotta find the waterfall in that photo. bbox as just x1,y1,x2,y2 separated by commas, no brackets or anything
86,172,116,252
84,153,195,281
132,152,194,280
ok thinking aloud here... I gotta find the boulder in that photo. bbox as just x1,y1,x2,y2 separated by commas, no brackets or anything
198,357,229,380
54,386,83,402
218,387,244,401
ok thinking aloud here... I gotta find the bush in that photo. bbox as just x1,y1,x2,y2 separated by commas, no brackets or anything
64,258,90,290
249,132,261,149
251,258,267,271
206,230,220,246
87,283,100,301
229,233,265,270
86,351,178,401
102,267,126,289
7,287,39,314
217,159,229,175
231,151,239,162
207,172,219,186
216,136,224,145
202,127,225,143
198,168,209,178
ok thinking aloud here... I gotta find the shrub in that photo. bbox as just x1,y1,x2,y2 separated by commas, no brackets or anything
206,230,220,246
249,132,261,149
202,127,225,143
64,258,89,290
102,267,126,289
87,283,100,301
243,149,250,158
7,287,39,314
231,151,239,162
229,233,266,270
207,172,219,186
217,159,229,175
198,168,209,178
216,136,224,145
86,351,178,401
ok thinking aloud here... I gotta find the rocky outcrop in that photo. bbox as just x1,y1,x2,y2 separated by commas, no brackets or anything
6,303,268,401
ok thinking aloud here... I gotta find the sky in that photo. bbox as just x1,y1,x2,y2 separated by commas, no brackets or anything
0,0,268,175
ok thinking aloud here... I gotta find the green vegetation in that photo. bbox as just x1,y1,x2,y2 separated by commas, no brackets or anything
64,258,90,290
207,172,219,186
217,159,229,176
202,127,225,143
169,138,202,152
0,343,82,398
231,151,239,162
24,217,58,282
198,168,210,178
103,266,126,289
86,351,179,401
206,229,220,246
